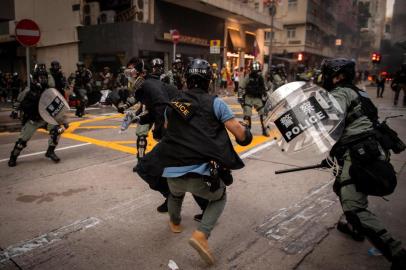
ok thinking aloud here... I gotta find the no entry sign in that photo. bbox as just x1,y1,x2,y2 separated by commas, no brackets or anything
171,29,180,44
15,19,41,47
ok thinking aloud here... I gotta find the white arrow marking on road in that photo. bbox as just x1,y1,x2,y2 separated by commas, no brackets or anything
16,29,40,37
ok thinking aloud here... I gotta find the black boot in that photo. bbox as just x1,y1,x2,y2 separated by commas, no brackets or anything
8,139,26,167
243,116,251,129
45,146,60,163
392,249,406,270
337,215,365,241
157,198,168,213
260,115,270,137
8,154,18,167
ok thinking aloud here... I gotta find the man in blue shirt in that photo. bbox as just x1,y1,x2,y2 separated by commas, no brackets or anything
137,59,252,265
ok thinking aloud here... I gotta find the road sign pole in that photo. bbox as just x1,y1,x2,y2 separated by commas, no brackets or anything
173,43,176,61
26,46,30,89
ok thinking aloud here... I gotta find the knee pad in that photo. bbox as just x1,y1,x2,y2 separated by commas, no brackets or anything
137,136,147,158
16,139,27,149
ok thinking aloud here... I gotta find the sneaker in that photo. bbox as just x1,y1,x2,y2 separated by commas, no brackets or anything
194,213,203,222
157,199,168,213
189,230,214,265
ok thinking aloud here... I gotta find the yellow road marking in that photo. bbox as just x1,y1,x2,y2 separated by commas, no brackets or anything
32,113,276,156
76,126,120,129
111,141,137,144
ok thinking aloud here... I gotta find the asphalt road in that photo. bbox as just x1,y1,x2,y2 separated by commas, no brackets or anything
0,87,405,270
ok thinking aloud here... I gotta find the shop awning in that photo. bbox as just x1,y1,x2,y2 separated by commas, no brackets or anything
245,32,258,56
228,28,244,51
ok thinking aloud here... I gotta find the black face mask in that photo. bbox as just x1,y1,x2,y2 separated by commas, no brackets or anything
321,74,334,91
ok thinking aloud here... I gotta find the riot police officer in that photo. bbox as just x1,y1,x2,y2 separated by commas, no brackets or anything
8,63,66,167
73,61,92,117
296,64,311,81
238,61,270,136
165,58,184,90
10,72,22,103
391,63,406,106
269,64,286,91
320,58,406,270
135,59,252,265
49,60,67,97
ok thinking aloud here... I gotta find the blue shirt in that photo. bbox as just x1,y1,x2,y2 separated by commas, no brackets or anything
162,97,234,178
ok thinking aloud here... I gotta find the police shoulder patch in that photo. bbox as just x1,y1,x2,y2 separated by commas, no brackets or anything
170,100,195,121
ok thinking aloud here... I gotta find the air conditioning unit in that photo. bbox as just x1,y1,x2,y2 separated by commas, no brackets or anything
98,10,116,24
83,1,100,26
133,0,149,23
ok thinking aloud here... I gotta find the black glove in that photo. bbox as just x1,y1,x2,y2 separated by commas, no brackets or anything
117,104,127,114
320,158,333,168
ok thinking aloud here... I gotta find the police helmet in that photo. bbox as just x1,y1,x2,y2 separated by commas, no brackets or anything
33,63,48,87
251,61,261,72
151,58,164,76
76,61,85,70
185,59,213,91
51,60,61,71
13,72,18,77
321,58,355,90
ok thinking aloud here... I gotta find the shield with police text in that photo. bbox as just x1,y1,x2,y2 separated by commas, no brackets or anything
39,88,70,125
265,81,345,161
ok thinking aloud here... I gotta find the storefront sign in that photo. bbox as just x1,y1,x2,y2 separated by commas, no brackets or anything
163,32,208,46
210,39,221,54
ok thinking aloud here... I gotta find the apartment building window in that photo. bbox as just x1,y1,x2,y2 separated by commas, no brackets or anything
288,0,298,9
265,31,274,42
286,27,296,39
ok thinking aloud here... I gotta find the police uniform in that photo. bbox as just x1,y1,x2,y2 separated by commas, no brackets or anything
73,63,92,117
239,64,270,136
8,66,64,167
322,59,406,269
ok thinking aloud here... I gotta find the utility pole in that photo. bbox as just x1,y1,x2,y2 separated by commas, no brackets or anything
267,1,277,70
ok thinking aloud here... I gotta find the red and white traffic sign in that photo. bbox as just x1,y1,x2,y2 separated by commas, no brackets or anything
15,19,41,47
171,29,180,44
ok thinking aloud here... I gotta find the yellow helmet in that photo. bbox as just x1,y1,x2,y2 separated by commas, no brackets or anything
211,63,218,68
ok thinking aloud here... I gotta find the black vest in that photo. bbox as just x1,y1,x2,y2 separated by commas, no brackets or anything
246,74,265,97
136,88,244,182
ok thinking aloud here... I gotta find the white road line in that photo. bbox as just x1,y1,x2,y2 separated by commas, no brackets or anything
0,143,91,163
0,217,100,263
240,141,275,159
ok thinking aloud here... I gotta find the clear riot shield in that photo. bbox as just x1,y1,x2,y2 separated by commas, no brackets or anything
265,81,345,161
39,88,70,125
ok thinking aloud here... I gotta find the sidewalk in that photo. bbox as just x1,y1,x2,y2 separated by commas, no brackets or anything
0,103,20,132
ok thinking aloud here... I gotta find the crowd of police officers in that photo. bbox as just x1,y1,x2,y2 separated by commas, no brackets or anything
3,54,406,269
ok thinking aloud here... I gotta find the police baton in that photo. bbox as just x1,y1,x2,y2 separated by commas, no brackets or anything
275,164,324,174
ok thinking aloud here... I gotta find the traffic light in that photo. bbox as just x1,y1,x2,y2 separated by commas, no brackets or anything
372,52,381,64
298,53,303,61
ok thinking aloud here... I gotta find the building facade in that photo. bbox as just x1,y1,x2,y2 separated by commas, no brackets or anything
271,0,367,72
0,0,281,77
